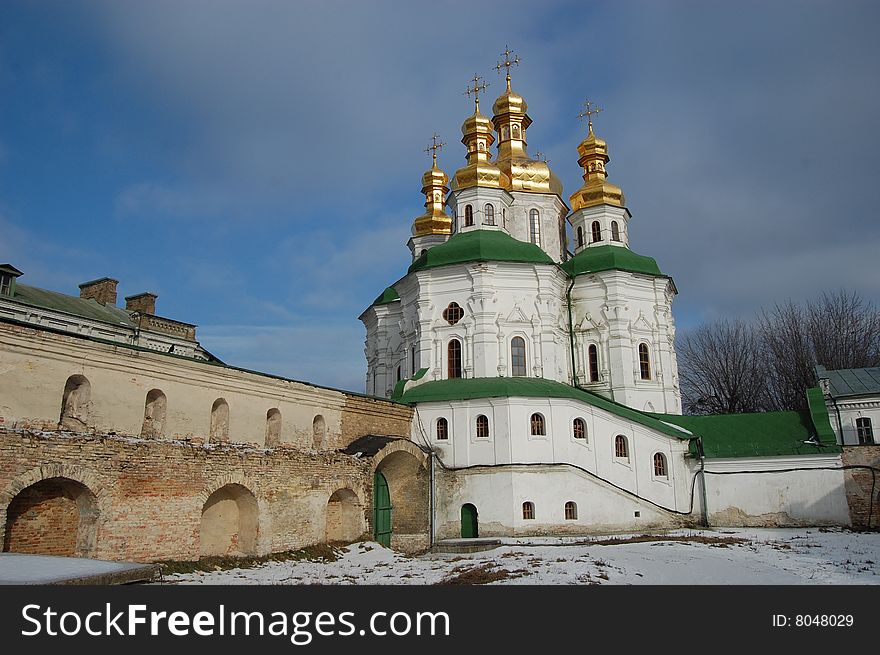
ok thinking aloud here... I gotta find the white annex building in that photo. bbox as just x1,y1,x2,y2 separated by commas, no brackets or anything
360,53,873,540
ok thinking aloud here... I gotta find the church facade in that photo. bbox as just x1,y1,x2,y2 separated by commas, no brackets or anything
361,55,872,539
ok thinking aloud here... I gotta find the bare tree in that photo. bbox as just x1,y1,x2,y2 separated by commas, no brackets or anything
679,319,770,414
680,291,880,414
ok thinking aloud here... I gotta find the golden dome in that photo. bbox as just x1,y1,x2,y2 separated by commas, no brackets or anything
490,80,561,196
452,95,507,191
412,145,453,237
569,124,625,211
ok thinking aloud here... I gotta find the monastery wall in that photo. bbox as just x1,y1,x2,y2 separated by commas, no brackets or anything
841,445,880,528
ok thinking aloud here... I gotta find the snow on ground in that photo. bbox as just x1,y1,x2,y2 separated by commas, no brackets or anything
161,528,879,585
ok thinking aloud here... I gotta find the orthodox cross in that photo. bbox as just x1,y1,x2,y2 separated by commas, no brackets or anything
534,150,549,163
465,74,490,111
495,46,520,89
424,133,445,165
578,100,603,131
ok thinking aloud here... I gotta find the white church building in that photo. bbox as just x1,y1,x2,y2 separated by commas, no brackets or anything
360,55,864,540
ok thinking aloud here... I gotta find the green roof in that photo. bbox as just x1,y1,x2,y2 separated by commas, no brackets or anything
650,403,841,459
561,244,665,278
408,230,554,273
372,286,400,306
12,284,136,326
396,376,692,440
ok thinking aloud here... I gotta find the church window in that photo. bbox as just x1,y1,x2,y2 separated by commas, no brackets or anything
397,366,401,382
573,418,587,440
591,221,602,243
511,336,527,377
512,124,520,138
638,343,651,380
564,501,578,520
614,435,629,459
588,344,599,382
437,417,449,440
856,417,874,445
502,126,510,141
448,339,463,378
653,452,668,477
611,220,621,241
476,414,489,438
522,501,535,520
484,204,495,225
411,346,416,375
0,274,11,296
465,204,474,227
530,412,546,436
529,209,541,246
420,249,427,257
443,302,464,325
577,226,584,248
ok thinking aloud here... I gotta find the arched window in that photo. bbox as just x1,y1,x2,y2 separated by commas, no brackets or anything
614,435,629,459
266,408,282,446
856,417,874,445
476,414,489,439
530,413,546,436
564,501,578,520
484,204,495,225
591,220,602,243
141,389,167,439
448,339,462,379
529,209,541,246
464,204,474,227
313,414,326,449
638,343,651,380
577,226,584,248
396,366,401,382
210,398,229,442
60,374,91,431
611,220,621,241
653,452,668,477
573,418,586,440
588,344,599,383
436,417,449,440
522,501,535,520
511,336,527,377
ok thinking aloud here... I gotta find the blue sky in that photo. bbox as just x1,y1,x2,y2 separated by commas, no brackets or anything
2,0,879,392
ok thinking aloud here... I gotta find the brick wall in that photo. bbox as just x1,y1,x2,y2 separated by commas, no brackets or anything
842,445,880,529
0,428,388,562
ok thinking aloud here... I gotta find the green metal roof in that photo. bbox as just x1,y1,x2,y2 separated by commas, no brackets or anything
396,376,692,440
816,365,880,398
407,230,554,273
12,283,136,327
561,244,665,278
372,286,400,306
651,401,841,459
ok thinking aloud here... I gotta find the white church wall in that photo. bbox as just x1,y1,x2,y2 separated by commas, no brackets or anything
830,399,880,446
702,456,851,527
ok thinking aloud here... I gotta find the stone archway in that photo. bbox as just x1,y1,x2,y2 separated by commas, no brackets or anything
373,441,429,552
199,483,259,557
3,477,99,557
325,488,364,543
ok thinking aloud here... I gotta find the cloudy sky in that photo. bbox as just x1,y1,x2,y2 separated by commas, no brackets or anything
2,0,878,392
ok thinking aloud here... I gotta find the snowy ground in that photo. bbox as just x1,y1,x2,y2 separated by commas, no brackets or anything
161,528,879,585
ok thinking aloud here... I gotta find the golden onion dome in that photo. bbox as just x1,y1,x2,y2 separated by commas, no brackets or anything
412,148,453,237
492,87,528,117
452,100,506,191
569,124,624,211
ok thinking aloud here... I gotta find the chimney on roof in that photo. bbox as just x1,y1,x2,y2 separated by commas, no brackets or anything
79,277,118,305
125,292,158,315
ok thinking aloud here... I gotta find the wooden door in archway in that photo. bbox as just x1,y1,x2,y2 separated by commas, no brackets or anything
373,471,392,547
461,503,478,538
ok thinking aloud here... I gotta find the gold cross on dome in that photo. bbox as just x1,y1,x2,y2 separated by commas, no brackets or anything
424,133,445,164
578,100,603,131
495,46,520,89
534,150,549,163
465,74,490,110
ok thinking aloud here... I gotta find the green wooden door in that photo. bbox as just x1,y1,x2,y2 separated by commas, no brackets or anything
374,471,392,547
461,503,478,538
